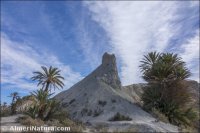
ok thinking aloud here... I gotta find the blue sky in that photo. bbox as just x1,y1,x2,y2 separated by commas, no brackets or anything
1,1,199,104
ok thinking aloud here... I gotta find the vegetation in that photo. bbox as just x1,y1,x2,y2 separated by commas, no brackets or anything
95,123,108,132
151,108,169,123
16,66,84,132
69,99,76,104
98,100,107,107
140,52,198,129
0,102,11,117
31,66,65,92
93,108,103,117
109,112,132,121
17,112,84,132
8,92,20,114
111,99,116,103
25,89,61,121
17,115,45,126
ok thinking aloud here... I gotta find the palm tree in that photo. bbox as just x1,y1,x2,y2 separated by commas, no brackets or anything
140,52,190,83
8,92,19,105
140,52,196,126
31,89,53,119
8,92,20,114
140,51,160,72
31,66,65,92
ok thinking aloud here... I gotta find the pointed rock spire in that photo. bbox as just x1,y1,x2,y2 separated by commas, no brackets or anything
99,52,121,89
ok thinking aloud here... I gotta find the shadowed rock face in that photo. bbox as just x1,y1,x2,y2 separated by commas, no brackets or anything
100,52,121,89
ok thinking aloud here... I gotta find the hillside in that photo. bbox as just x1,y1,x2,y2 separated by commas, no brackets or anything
54,52,179,132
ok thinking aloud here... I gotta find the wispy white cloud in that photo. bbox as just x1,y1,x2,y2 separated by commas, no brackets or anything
179,30,199,81
85,1,182,85
77,23,101,69
1,33,83,93
180,31,199,63
74,13,111,70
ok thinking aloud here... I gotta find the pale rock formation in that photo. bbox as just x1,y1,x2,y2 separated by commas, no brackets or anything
54,52,178,132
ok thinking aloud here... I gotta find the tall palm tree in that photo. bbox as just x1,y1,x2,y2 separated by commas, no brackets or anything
140,52,196,126
31,66,65,92
31,89,53,119
8,92,19,105
8,92,20,114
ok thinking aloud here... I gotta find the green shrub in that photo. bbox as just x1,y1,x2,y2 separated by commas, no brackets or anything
69,99,75,104
93,109,103,117
142,85,198,126
140,52,198,128
98,100,107,107
109,112,132,121
111,99,116,103
25,105,38,119
151,108,169,123
25,89,63,121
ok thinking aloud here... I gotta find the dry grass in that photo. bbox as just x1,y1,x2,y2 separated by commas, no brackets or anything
0,108,11,117
151,108,169,123
60,118,85,132
179,125,199,133
17,115,44,126
18,115,85,132
122,127,138,132
95,123,108,132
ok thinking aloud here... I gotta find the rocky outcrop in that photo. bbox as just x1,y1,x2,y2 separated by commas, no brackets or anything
123,80,199,108
122,83,147,105
99,52,121,89
54,52,178,132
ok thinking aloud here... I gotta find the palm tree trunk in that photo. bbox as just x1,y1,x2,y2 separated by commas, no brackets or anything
11,97,15,114
44,82,50,92
12,97,15,104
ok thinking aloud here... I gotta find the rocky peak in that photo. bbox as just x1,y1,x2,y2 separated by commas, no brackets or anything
98,52,121,89
102,52,116,67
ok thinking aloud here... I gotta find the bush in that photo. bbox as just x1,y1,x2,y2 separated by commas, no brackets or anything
111,99,116,103
140,52,198,128
69,99,75,104
93,109,103,117
95,123,108,132
49,110,68,122
151,108,169,123
87,110,92,116
98,100,107,107
17,115,44,126
25,105,38,119
0,107,11,117
142,83,198,127
61,118,85,132
109,112,132,121
25,89,62,121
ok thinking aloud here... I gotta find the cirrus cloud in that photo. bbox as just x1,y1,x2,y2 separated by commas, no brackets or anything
1,33,83,93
